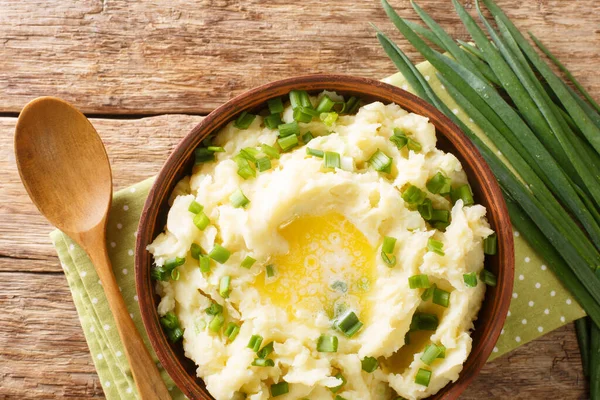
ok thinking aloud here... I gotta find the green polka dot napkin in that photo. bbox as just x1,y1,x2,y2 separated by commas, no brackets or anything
50,62,585,399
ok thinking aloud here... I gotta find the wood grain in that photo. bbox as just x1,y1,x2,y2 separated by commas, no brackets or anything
0,0,598,114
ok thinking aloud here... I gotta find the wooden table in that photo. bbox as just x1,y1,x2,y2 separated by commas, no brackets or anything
1,0,597,398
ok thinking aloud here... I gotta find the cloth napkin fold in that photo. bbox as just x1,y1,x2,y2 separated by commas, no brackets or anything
50,61,585,399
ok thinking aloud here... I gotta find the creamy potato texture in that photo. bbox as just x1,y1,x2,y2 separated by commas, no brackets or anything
149,92,493,400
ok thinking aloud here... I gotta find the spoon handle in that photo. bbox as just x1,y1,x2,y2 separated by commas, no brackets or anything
80,227,172,400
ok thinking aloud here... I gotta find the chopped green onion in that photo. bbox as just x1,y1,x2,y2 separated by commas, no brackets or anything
301,131,314,144
293,107,315,123
236,166,256,180
207,146,225,153
408,274,430,289
427,238,445,256
194,147,215,164
420,343,442,365
382,236,397,254
239,147,260,162
188,200,203,214
234,155,256,180
390,132,409,149
344,96,360,114
480,269,497,287
324,151,341,169
421,283,437,301
437,344,446,359
267,97,284,114
205,302,223,316
335,396,348,400
255,156,271,172
451,184,474,206
165,257,185,270
316,95,335,113
160,312,184,343
193,212,210,230
219,275,231,298
252,358,275,367
306,147,324,158
336,310,363,337
257,341,274,359
277,134,299,152
317,334,338,352
418,198,433,220
410,313,439,331
190,243,202,259
278,121,300,137
261,143,281,159
224,322,240,341
361,356,379,373
430,209,450,223
329,373,346,393
402,185,427,205
289,89,304,109
198,255,210,273
151,257,185,281
463,272,478,287
208,313,224,332
264,113,283,129
234,111,256,129
484,233,498,255
415,368,432,387
209,244,231,264
270,382,289,397
241,256,256,269
381,251,397,266
407,138,422,152
426,172,452,195
230,188,250,208
248,335,263,352
433,287,450,307
320,112,338,126
266,264,275,278
368,149,393,172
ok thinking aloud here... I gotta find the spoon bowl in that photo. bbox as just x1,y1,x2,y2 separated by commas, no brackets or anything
15,97,171,400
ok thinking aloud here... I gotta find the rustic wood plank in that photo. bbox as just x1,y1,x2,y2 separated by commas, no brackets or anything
0,271,585,399
1,0,598,114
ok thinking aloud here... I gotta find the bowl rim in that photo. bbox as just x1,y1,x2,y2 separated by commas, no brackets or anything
135,73,514,400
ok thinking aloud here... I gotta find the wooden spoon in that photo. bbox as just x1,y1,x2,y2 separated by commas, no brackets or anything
14,97,171,400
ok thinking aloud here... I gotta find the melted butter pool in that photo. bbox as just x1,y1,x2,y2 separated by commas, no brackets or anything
253,213,376,322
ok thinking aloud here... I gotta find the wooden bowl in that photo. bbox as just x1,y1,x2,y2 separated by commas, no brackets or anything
135,74,514,399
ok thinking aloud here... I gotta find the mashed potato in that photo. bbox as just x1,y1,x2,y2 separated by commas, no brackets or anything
148,92,494,400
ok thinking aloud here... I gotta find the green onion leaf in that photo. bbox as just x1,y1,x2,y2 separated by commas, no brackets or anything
415,368,432,387
270,382,289,397
209,244,231,264
451,184,474,206
421,283,437,301
198,255,210,273
426,172,452,195
336,310,363,337
480,269,497,287
408,274,430,289
430,209,450,223
261,144,281,159
255,156,272,172
289,89,305,109
344,96,361,114
219,275,231,298
306,147,325,158
316,95,335,113
329,372,346,393
320,112,338,126
257,341,274,359
224,322,240,341
368,149,393,172
324,151,341,169
433,287,450,307
402,185,427,205
293,107,315,123
239,147,260,162
252,358,275,367
484,233,497,255
266,264,275,278
317,334,338,352
230,188,250,208
382,236,397,254
427,238,445,256
407,138,422,152
248,335,263,352
194,147,215,165
208,313,224,332
160,312,184,343
278,121,300,137
418,198,433,220
463,272,478,287
205,302,223,316
268,97,284,114
207,146,225,153
264,113,283,129
241,256,256,269
381,251,397,266
361,356,379,373
410,313,439,331
420,343,442,365
390,132,409,149
301,131,314,144
190,243,203,260
234,111,256,130
188,200,203,214
234,155,256,180
277,134,299,152
193,212,210,230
